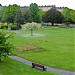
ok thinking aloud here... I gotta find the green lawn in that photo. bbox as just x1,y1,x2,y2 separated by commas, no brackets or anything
0,57,59,75
7,27,75,71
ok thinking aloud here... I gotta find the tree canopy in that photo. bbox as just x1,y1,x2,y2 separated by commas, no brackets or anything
29,3,41,23
62,7,75,24
15,9,24,28
0,6,5,21
0,31,12,62
21,9,32,23
42,8,63,26
70,10,75,23
2,4,20,23
62,7,71,23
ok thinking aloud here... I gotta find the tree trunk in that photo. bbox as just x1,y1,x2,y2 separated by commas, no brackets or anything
0,55,1,63
52,22,54,26
31,29,33,36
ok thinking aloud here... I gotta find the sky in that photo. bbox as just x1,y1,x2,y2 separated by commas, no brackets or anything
0,0,75,9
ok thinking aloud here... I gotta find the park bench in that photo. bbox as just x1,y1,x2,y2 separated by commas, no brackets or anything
32,63,47,71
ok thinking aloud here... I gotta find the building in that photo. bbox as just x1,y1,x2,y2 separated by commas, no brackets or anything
21,5,64,12
39,5,64,11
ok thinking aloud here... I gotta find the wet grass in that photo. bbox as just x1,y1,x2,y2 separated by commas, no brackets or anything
0,57,59,75
7,27,75,71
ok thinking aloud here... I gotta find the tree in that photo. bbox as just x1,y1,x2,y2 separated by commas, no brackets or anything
70,10,75,23
42,8,63,26
39,9,45,22
0,31,12,62
62,7,72,23
22,9,32,23
3,4,20,23
29,3,41,23
15,10,24,28
22,22,41,36
0,4,2,6
0,6,5,21
5,13,14,23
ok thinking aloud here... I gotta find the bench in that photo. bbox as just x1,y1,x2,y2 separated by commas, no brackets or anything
32,63,47,71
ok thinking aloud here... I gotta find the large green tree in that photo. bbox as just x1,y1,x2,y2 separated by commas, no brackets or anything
0,31,12,62
21,9,32,23
42,8,63,26
29,3,41,23
15,10,24,28
62,7,72,23
0,4,2,6
70,10,75,23
5,13,14,23
2,4,20,23
0,6,5,21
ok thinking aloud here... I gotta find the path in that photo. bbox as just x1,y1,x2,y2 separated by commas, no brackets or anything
9,56,75,75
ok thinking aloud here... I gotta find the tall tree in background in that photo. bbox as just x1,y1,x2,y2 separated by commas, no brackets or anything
62,7,72,23
15,10,24,28
5,13,14,23
0,6,5,21
39,9,45,22
70,10,75,23
29,3,41,23
2,4,20,23
42,8,63,26
22,9,32,23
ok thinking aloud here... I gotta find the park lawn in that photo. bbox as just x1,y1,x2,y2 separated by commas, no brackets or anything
0,57,59,75
7,27,75,71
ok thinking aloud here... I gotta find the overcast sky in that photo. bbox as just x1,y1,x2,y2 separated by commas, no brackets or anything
0,0,75,9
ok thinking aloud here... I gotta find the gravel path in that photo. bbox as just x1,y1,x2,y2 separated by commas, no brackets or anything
9,56,75,75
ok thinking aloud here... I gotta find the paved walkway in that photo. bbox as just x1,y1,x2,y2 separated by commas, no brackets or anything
9,56,75,75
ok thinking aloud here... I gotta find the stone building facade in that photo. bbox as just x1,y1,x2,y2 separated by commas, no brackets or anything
39,5,64,11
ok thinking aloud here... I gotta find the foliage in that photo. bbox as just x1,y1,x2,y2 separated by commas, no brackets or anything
0,6,6,20
62,7,72,23
0,4,2,6
62,7,75,24
0,31,12,62
14,9,24,28
29,3,41,23
70,10,75,23
39,9,45,22
5,13,14,23
0,23,8,29
42,8,63,26
10,25,19,30
21,9,32,23
2,4,20,23
22,22,41,30
0,25,8,29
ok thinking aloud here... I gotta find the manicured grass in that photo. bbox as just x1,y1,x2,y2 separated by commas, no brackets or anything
7,27,75,71
0,57,59,75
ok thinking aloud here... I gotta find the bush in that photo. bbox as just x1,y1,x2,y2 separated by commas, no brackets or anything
10,25,19,30
0,24,8,29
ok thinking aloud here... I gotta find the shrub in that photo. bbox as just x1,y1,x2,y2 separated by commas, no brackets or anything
4,23,8,25
10,25,19,30
0,24,8,29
